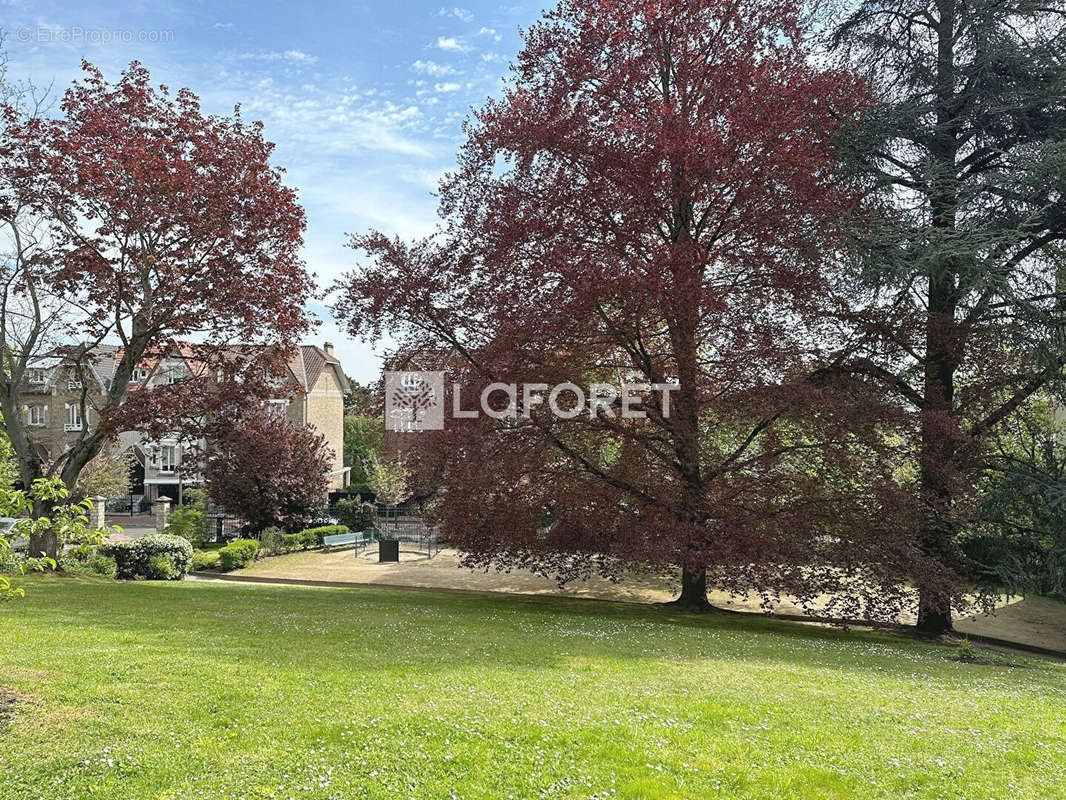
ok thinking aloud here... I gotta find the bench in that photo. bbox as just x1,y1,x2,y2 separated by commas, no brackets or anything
322,531,372,552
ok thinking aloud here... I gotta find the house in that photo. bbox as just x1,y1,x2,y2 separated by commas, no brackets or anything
17,341,350,504
17,353,110,467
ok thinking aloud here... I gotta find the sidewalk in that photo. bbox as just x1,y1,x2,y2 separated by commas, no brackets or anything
103,515,157,542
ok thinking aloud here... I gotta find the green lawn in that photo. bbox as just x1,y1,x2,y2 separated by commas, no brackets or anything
1,578,1064,799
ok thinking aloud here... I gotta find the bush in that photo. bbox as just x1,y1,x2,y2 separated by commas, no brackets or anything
89,555,117,578
0,547,19,574
190,550,221,571
335,496,377,532
166,505,209,547
218,539,259,571
146,553,181,580
302,526,347,546
306,509,337,529
281,532,304,552
276,525,349,553
102,534,193,581
166,489,212,547
299,525,349,547
55,553,117,579
259,526,283,557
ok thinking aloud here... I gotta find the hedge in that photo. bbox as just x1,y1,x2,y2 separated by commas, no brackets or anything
101,534,193,581
279,525,350,552
299,525,349,546
218,539,259,571
190,550,221,571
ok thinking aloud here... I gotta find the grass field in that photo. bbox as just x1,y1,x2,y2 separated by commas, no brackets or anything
1,577,1064,799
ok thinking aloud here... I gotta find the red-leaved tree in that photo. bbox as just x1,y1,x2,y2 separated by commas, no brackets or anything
0,62,313,556
336,0,932,618
204,411,331,534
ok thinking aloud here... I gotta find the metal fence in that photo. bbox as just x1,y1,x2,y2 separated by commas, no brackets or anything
378,516,441,558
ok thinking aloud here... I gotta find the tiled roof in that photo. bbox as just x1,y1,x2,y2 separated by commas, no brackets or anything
79,340,345,394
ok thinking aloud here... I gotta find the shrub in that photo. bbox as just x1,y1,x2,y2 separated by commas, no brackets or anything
299,525,349,547
190,550,221,571
166,504,209,547
0,547,19,574
218,539,259,571
335,496,377,532
146,553,181,580
259,526,283,557
955,639,979,662
56,553,117,579
102,534,193,581
281,533,304,552
89,555,117,578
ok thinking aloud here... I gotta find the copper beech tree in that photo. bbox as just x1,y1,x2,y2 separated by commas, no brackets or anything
0,62,313,557
204,410,332,534
337,0,932,618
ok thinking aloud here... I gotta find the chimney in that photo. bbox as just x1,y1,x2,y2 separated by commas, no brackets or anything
323,342,334,357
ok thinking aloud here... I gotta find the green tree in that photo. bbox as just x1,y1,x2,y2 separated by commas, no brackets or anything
0,414,16,488
962,402,1066,598
1,476,105,599
74,446,132,500
832,0,1066,633
343,416,383,490
344,379,381,417
364,453,410,538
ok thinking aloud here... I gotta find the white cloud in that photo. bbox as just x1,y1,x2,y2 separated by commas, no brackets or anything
434,82,460,92
477,26,502,42
481,52,506,63
213,22,234,30
411,59,457,77
436,36,471,53
240,49,319,64
226,77,434,158
439,7,474,23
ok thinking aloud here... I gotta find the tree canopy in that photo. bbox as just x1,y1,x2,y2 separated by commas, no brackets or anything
336,0,927,619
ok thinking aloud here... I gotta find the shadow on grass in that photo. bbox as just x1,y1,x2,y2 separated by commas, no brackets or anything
5,576,1063,691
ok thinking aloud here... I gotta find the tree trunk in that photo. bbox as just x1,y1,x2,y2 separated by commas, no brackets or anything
27,531,58,561
916,590,953,636
671,564,714,611
28,499,59,561
913,0,961,636
915,310,959,636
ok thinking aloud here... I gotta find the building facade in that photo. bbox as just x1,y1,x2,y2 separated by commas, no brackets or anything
18,342,350,505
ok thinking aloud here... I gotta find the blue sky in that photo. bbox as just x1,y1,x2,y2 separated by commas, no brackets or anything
2,0,543,383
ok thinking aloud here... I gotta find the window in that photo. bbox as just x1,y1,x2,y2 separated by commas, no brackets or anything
28,406,46,427
68,379,84,390
159,445,177,473
65,404,83,432
131,368,149,383
161,363,187,385
27,368,46,384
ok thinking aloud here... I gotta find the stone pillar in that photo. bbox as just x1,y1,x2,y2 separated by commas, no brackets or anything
154,496,172,533
90,496,107,531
